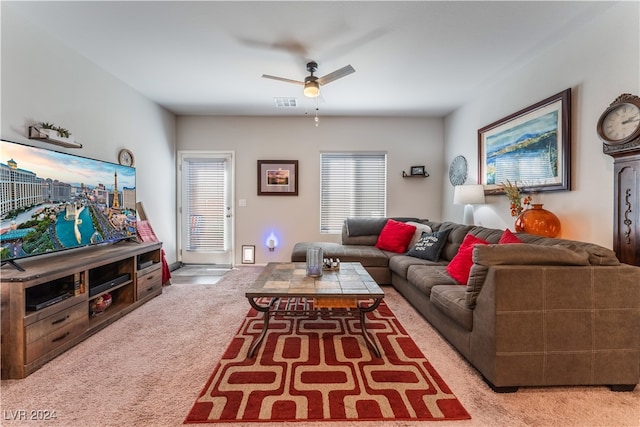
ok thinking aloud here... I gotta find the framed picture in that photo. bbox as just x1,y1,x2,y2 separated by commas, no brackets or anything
241,245,255,264
410,165,426,176
478,88,571,194
257,160,298,196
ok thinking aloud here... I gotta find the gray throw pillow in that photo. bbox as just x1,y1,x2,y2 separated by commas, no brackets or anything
407,229,451,261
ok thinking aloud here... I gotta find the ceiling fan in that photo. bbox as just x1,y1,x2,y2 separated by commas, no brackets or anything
262,61,355,98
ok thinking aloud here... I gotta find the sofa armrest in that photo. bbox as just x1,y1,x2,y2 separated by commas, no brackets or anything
470,264,640,387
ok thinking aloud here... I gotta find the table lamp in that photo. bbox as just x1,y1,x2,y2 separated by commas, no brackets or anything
454,185,486,225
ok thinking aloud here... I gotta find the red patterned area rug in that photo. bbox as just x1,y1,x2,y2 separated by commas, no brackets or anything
184,300,471,423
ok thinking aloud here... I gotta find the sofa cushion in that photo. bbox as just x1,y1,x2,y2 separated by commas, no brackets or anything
375,219,417,253
345,217,421,237
389,255,443,279
345,217,388,237
515,234,620,266
389,255,441,279
291,242,343,262
341,217,423,246
434,222,475,261
430,285,473,331
446,233,490,285
474,243,590,266
426,222,503,262
341,234,380,246
406,265,458,297
407,229,451,261
338,245,395,267
291,242,391,268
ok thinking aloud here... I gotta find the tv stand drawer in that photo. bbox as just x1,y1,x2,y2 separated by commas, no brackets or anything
25,315,88,364
25,302,87,345
137,267,162,301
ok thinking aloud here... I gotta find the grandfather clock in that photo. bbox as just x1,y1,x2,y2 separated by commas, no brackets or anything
597,93,640,266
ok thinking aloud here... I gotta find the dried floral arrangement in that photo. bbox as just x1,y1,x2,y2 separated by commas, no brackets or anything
500,180,531,217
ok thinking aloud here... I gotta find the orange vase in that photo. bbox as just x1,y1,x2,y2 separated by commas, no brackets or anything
515,204,561,237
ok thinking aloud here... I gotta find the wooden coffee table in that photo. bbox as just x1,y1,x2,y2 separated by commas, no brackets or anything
245,262,385,358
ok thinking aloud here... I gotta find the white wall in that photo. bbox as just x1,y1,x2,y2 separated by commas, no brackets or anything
443,1,639,248
1,5,178,262
176,116,443,264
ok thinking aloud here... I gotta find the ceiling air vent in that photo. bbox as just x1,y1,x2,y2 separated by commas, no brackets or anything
274,98,298,108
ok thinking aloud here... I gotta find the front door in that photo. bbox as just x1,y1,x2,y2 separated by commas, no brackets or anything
177,151,234,266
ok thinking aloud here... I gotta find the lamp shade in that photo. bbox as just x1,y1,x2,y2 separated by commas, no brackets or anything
303,81,320,98
454,185,485,205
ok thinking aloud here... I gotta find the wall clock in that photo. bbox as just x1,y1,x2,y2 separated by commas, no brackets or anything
449,155,468,186
597,93,640,156
118,148,135,166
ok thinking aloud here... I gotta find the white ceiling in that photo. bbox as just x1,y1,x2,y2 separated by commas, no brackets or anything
5,1,613,117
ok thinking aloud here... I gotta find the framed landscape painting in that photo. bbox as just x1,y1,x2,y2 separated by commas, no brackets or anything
257,160,298,196
478,88,571,194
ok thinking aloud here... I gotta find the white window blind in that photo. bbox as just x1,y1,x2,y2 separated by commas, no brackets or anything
185,158,226,251
320,152,387,234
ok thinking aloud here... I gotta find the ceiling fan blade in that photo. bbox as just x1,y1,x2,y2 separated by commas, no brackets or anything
317,65,355,86
261,74,304,85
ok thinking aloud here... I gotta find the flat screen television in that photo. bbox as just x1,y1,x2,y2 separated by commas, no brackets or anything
1,139,137,270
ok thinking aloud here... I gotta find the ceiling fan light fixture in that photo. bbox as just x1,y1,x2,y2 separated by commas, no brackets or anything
303,81,320,98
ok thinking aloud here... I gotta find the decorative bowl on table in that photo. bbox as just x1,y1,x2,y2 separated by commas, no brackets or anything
90,293,112,316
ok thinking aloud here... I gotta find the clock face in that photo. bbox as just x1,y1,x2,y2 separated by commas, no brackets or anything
600,103,640,144
118,149,134,166
449,155,468,186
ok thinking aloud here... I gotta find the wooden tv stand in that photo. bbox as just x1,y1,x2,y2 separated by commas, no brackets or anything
1,241,163,379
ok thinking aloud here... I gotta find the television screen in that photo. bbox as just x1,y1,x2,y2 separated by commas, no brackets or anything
1,139,137,265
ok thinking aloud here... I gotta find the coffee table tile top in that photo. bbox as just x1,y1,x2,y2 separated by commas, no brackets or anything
247,262,384,298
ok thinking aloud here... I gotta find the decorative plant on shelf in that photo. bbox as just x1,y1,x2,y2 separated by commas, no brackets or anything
39,122,71,138
500,180,531,217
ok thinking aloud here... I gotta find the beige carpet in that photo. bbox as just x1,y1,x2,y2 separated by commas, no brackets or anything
1,266,638,427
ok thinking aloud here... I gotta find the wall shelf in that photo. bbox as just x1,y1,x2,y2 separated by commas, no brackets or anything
28,126,82,149
402,170,429,178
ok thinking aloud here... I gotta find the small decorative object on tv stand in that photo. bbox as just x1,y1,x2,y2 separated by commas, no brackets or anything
29,124,82,148
89,293,112,316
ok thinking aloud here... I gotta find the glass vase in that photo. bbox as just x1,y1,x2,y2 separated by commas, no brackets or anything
515,204,561,237
306,246,323,277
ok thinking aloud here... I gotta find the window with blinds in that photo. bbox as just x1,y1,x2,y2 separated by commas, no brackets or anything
184,158,227,251
320,152,387,234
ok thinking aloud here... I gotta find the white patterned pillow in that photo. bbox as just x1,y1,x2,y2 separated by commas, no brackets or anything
406,221,433,249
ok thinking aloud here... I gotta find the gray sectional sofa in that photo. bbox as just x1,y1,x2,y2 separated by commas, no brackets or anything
291,217,640,392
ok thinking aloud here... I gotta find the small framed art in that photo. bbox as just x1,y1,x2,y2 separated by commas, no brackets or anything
411,165,426,176
257,160,298,196
241,245,255,264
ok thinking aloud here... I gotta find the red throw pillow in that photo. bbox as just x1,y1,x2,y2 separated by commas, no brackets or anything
499,229,522,244
446,233,489,285
375,219,417,253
